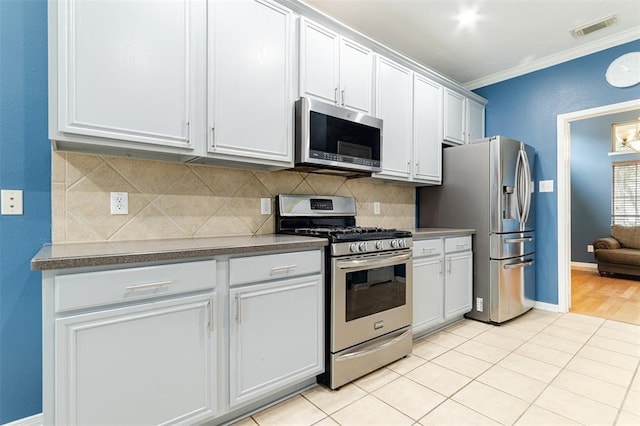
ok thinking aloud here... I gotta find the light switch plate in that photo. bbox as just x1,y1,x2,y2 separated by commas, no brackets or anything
1,189,23,215
373,202,381,215
260,198,271,215
539,180,554,193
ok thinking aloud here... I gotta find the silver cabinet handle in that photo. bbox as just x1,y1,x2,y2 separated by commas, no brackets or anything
270,264,297,273
341,89,345,106
208,298,214,332
416,161,420,174
334,87,339,104
421,247,436,253
447,258,452,273
505,237,533,243
125,280,171,291
235,293,241,323
456,243,468,249
439,259,443,274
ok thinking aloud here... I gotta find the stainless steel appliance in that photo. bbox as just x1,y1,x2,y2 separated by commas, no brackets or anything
276,194,412,389
294,98,383,176
419,136,536,324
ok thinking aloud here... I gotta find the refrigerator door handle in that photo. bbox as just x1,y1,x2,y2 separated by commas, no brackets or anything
514,150,524,223
503,259,535,269
504,237,534,243
521,150,533,225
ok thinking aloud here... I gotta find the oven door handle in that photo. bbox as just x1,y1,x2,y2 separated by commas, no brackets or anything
335,252,412,270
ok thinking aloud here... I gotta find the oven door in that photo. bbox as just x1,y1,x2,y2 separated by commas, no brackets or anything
331,250,413,353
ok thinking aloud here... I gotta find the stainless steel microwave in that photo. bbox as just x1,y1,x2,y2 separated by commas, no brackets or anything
294,98,383,175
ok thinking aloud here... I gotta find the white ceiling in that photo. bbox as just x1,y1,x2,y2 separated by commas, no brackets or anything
302,0,640,89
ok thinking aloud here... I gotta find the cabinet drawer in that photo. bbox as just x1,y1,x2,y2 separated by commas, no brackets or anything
413,239,443,257
54,260,216,313
445,236,472,253
230,250,321,286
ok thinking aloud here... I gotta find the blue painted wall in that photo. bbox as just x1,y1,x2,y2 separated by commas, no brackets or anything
570,111,640,263
0,0,50,422
475,40,640,304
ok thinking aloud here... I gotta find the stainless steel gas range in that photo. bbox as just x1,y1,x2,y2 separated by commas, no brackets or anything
276,194,413,389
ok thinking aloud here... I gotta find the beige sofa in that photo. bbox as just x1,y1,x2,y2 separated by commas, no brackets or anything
593,225,640,277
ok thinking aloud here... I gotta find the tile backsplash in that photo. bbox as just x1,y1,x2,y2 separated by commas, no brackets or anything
52,152,416,243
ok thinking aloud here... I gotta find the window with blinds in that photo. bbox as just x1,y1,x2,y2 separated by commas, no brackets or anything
612,161,640,225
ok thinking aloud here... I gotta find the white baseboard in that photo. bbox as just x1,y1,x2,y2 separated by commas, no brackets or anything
2,413,42,426
571,261,597,271
534,301,561,313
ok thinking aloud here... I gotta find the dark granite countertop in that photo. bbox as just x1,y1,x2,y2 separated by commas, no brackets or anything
31,235,328,271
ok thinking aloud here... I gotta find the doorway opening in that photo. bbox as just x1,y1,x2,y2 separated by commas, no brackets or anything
557,98,640,320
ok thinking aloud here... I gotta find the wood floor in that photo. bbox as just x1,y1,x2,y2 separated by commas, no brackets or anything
571,267,640,325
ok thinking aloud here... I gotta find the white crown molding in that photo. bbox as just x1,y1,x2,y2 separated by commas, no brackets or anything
464,27,640,90
2,413,42,426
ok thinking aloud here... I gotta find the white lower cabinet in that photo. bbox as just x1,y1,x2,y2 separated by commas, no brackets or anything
229,274,324,407
412,235,472,337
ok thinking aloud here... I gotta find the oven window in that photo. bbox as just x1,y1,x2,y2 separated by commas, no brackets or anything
345,264,406,321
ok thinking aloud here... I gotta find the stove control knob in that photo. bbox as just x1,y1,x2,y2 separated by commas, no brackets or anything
391,240,399,248
359,242,368,252
375,241,384,250
399,239,406,248
350,243,360,253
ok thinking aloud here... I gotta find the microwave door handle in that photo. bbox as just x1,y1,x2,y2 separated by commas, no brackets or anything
336,253,412,270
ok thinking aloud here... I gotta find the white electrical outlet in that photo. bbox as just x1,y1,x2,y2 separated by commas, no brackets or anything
476,297,484,312
110,192,128,215
373,202,381,215
539,180,554,193
260,198,271,215
1,189,23,215
587,244,594,253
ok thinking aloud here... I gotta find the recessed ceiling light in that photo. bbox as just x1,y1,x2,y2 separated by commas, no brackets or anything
457,8,479,27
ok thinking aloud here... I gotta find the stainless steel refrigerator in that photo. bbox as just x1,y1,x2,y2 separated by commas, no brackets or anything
419,136,536,324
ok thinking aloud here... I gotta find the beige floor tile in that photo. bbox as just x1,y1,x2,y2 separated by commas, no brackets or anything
451,380,529,425
424,331,468,349
472,330,526,351
454,339,510,364
631,371,640,392
542,324,593,343
622,389,640,417
566,356,635,387
302,384,366,415
562,312,606,325
617,410,640,426
252,395,327,426
553,317,603,334
534,385,618,425
588,335,640,357
506,316,550,333
418,399,500,425
595,326,640,345
515,405,580,425
231,416,258,426
405,362,472,397
528,332,584,354
603,319,640,333
487,323,539,340
312,417,339,426
432,350,492,378
331,394,413,426
387,353,427,375
476,365,546,402
412,340,450,360
514,342,573,368
552,369,628,408
372,376,446,420
578,344,640,371
353,367,400,393
498,352,562,383
445,320,491,339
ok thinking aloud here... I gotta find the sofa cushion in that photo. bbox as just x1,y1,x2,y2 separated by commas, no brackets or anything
594,247,640,266
611,225,640,249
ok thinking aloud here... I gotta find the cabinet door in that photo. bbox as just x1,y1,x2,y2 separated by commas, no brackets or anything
56,0,201,149
413,256,444,335
229,275,323,407
209,0,294,166
339,38,373,114
444,251,473,319
375,56,412,180
443,89,466,145
413,75,443,183
466,99,485,143
55,294,216,425
299,18,340,105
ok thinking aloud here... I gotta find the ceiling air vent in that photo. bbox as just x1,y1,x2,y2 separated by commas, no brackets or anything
570,14,617,38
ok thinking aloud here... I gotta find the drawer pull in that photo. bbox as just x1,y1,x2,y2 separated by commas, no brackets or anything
505,237,533,243
422,247,436,253
270,264,297,273
456,244,468,249
125,280,172,291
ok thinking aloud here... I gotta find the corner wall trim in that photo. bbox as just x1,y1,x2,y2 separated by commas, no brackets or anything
2,413,42,426
534,301,560,313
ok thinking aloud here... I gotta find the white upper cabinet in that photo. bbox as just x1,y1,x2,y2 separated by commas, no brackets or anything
52,0,204,154
300,19,373,114
207,0,295,168
466,98,485,143
443,88,466,145
374,55,413,180
413,74,443,184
